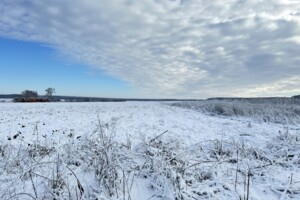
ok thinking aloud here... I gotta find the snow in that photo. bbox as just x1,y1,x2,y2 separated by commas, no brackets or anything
0,98,13,103
0,102,291,145
0,101,299,199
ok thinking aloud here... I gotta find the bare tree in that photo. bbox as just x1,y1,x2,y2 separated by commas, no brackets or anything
45,87,56,98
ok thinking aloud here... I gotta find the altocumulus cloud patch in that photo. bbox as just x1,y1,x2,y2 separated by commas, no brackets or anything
1,0,300,98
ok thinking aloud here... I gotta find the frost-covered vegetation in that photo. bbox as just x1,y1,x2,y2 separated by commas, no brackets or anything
171,98,300,124
1,119,300,200
0,102,300,199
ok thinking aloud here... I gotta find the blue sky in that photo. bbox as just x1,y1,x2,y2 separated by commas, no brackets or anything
0,37,131,97
0,0,300,98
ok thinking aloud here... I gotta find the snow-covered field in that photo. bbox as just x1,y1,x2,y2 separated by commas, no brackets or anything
0,102,299,199
0,98,13,103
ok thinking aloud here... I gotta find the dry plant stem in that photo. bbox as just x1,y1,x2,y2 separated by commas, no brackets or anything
123,170,126,200
235,147,239,193
279,178,292,200
66,165,84,198
8,193,37,200
149,130,168,143
246,168,250,200
29,170,38,199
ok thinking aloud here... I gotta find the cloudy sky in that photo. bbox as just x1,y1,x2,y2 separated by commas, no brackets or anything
1,0,300,98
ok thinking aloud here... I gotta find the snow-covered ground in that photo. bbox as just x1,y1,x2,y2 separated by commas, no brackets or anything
0,102,299,199
0,98,13,103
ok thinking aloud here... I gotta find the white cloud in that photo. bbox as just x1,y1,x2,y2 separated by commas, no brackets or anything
1,0,300,98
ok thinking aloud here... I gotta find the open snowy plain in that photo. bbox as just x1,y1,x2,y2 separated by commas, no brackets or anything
0,101,299,199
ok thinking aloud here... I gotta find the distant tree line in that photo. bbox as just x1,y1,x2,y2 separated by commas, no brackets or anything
293,95,300,99
208,97,300,104
21,90,38,98
14,87,56,103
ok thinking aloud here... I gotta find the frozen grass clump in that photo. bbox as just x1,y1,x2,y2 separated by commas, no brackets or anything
171,99,300,124
0,118,134,200
136,129,300,199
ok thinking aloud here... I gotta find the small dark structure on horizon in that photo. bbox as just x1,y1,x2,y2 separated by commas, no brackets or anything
14,98,49,103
